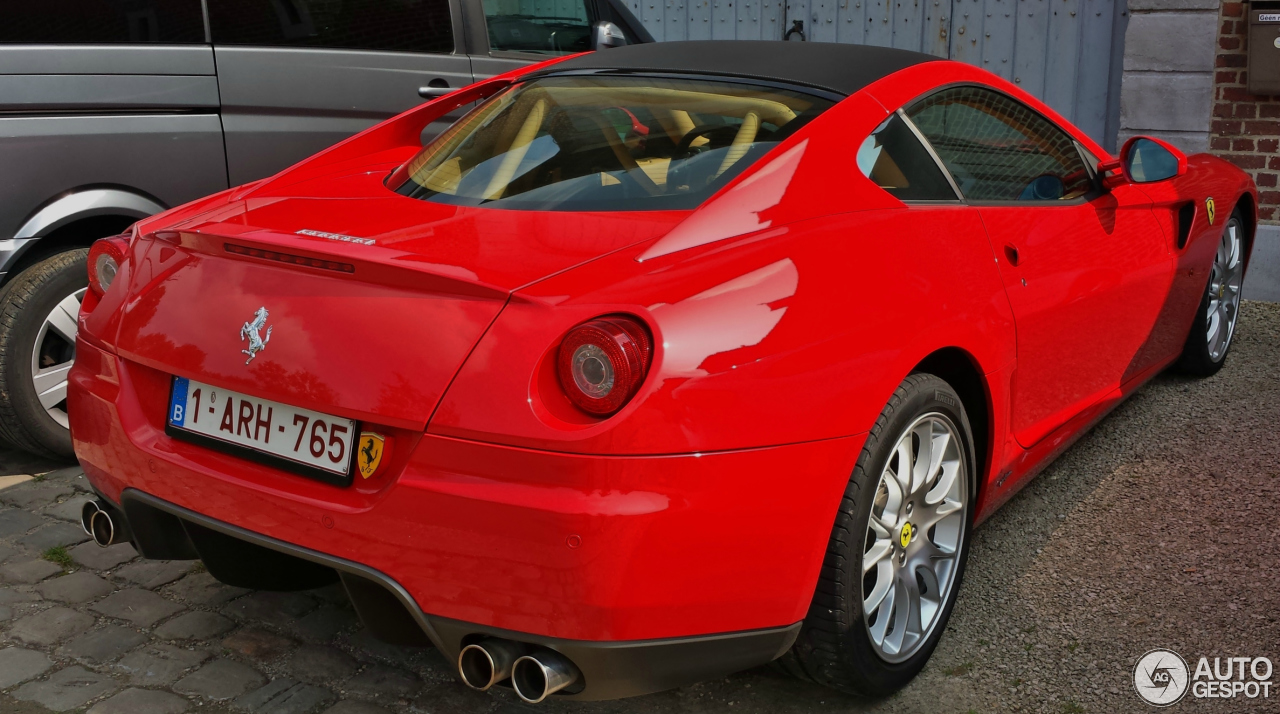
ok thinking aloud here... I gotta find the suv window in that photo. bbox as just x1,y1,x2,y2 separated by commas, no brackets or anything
0,1,205,44
482,0,592,54
906,86,1092,202
208,0,453,53
856,113,957,201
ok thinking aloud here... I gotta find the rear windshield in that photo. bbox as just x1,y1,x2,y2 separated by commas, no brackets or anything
391,74,833,211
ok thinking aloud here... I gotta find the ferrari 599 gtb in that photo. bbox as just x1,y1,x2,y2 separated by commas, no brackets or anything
69,41,1254,702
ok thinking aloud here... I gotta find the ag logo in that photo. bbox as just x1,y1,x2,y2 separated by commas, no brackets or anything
899,522,914,548
239,307,273,365
1134,649,1190,706
1206,197,1216,226
357,432,385,479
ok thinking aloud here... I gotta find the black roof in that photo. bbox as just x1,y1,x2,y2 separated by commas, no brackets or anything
535,40,940,96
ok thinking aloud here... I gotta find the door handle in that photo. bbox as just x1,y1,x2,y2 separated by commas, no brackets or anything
1004,244,1020,266
418,79,453,99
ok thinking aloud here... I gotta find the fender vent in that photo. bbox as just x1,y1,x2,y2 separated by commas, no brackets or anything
1176,202,1196,250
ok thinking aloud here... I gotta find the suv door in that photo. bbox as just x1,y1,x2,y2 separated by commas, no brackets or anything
209,0,474,185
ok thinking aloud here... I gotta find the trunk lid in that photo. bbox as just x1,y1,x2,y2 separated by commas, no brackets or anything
114,171,685,427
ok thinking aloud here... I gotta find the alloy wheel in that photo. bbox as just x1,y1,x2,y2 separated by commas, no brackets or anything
1207,217,1243,363
31,288,84,429
862,413,967,663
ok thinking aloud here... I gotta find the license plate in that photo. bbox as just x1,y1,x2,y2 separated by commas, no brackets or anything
167,377,356,484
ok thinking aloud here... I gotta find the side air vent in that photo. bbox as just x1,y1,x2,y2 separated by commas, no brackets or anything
1176,202,1196,250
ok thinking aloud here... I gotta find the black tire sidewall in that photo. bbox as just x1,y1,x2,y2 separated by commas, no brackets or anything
839,376,976,695
0,250,89,457
1177,210,1244,377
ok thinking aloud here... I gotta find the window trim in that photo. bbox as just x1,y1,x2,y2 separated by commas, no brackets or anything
893,108,964,203
898,82,1101,208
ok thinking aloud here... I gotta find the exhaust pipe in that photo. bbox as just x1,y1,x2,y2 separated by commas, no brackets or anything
511,650,581,703
457,639,526,691
80,499,130,548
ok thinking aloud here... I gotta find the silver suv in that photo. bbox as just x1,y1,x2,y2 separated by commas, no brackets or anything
0,0,649,458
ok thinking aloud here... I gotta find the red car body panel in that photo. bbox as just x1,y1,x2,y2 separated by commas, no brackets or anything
68,45,1256,696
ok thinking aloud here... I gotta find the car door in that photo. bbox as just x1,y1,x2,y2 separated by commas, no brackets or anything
209,0,474,185
904,86,1172,448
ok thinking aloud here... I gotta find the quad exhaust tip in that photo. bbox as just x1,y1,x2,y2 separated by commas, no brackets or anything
80,500,124,548
511,650,581,704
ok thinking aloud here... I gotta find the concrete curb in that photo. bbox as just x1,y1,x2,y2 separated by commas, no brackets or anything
1245,225,1280,303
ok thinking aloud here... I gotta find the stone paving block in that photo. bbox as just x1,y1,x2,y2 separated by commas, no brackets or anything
114,643,210,686
163,571,248,606
69,541,137,571
323,702,392,714
87,687,190,714
154,611,234,640
292,606,358,643
344,663,421,701
0,482,74,509
0,604,11,622
91,587,184,627
37,571,115,603
7,606,95,645
55,624,148,664
114,560,194,589
0,543,17,562
344,629,431,666
223,627,296,661
11,665,117,711
0,646,53,688
43,495,93,524
0,558,62,584
0,585,42,604
286,645,359,683
173,658,265,700
18,522,90,551
0,509,45,539
235,678,334,714
224,591,317,622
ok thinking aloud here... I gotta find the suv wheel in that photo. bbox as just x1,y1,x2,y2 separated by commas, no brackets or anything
0,249,89,458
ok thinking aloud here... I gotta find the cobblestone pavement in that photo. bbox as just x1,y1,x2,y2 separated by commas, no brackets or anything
1,303,1278,714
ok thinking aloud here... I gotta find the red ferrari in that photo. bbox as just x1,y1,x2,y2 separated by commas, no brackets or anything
69,41,1254,701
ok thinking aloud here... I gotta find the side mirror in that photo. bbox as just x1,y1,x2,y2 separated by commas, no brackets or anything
1099,135,1188,189
592,21,628,50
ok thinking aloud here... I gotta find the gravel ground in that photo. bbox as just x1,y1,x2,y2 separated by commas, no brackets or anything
0,302,1277,714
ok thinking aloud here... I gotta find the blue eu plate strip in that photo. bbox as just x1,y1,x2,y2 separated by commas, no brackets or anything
169,377,190,427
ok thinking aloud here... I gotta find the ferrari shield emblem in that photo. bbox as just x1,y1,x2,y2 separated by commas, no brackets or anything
1206,197,1216,226
357,432,385,479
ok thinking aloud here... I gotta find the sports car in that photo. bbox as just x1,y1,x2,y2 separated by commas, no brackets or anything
68,41,1255,701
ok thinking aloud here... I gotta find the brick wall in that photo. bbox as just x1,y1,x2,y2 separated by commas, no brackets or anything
1212,1,1280,223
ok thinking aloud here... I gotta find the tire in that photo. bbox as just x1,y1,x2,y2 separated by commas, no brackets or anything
1176,209,1245,377
0,249,89,459
779,373,975,696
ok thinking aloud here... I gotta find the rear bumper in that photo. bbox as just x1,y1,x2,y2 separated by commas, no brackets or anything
108,488,800,700
70,338,861,698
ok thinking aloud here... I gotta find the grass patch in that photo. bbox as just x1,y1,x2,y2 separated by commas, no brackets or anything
31,472,46,483
1061,702,1085,714
42,545,73,568
191,561,207,574
1067,641,1079,653
943,661,973,677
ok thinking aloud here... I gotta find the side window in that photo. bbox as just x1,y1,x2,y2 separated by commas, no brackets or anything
208,0,453,54
482,0,592,54
905,86,1092,202
856,113,958,201
0,1,205,44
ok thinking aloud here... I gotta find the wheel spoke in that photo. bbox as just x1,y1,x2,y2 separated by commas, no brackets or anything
46,293,81,343
863,563,895,619
33,363,72,409
892,437,913,493
863,539,893,575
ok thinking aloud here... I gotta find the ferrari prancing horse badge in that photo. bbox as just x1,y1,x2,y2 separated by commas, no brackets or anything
357,432,385,479
1206,197,1216,226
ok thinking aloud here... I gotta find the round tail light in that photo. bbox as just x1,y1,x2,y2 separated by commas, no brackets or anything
87,236,130,297
556,316,652,416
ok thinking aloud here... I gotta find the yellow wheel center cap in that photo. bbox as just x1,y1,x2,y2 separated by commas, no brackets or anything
900,522,914,548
